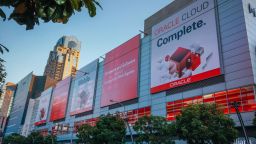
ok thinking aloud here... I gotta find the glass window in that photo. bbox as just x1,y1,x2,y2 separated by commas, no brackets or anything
241,86,256,112
203,94,215,103
214,91,229,114
166,85,256,121
227,88,242,113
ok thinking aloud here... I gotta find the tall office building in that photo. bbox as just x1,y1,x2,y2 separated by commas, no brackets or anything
4,73,46,136
44,36,81,81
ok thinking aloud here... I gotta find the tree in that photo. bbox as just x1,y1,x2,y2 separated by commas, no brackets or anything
44,134,57,144
0,44,9,55
77,114,126,144
3,133,26,144
0,58,7,93
96,114,126,144
77,124,97,144
133,116,175,144
0,44,8,95
26,131,44,144
175,103,238,144
0,0,102,30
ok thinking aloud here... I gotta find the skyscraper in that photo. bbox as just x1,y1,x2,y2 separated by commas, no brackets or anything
44,36,81,81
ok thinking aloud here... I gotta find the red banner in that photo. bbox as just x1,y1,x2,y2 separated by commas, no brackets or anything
151,68,221,93
50,77,71,121
34,120,46,126
101,35,140,107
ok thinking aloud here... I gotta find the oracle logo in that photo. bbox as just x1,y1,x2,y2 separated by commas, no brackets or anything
248,3,256,17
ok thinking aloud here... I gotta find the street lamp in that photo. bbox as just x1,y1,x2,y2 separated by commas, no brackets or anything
229,101,250,144
75,70,88,76
69,126,74,144
109,99,134,144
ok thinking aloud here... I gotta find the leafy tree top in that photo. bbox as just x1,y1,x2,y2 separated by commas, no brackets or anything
26,131,44,144
3,133,26,144
0,44,8,95
0,0,102,30
77,114,126,144
44,134,57,144
175,103,238,144
134,115,175,144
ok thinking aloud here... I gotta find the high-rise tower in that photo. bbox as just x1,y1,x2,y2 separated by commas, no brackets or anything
44,36,81,81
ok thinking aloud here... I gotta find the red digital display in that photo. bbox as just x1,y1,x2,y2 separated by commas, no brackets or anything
50,77,71,121
101,35,140,107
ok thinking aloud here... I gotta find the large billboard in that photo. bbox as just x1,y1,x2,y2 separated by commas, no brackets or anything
35,87,53,126
50,77,71,121
151,0,221,93
70,59,98,115
5,72,33,135
101,35,140,107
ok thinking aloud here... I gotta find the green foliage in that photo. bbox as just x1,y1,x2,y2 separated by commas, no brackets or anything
0,44,9,54
26,131,44,144
0,8,6,20
77,124,98,144
0,44,8,94
0,0,102,30
3,133,57,144
253,117,256,126
0,58,7,89
77,114,126,144
175,103,238,144
96,114,126,144
134,116,175,144
44,134,57,144
3,133,26,144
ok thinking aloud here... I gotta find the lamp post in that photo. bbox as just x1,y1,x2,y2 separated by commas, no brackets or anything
75,70,88,76
69,126,74,144
229,101,250,144
110,100,134,144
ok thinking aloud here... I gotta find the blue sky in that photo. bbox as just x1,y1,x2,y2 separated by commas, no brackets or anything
0,1,171,83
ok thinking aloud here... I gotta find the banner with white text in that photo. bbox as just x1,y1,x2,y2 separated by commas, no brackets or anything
101,35,140,107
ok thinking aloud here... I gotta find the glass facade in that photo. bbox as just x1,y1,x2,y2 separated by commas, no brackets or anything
167,86,256,121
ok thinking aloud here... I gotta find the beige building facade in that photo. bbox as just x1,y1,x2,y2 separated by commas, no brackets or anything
44,36,81,81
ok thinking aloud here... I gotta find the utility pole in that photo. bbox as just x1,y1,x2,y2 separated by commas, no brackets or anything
230,101,250,144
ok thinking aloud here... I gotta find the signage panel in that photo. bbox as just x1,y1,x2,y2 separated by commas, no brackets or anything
101,35,140,107
50,77,71,121
35,87,53,126
70,59,98,115
151,0,221,93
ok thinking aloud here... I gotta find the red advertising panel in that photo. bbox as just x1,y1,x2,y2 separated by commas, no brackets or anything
101,35,140,107
50,77,71,121
34,87,53,126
